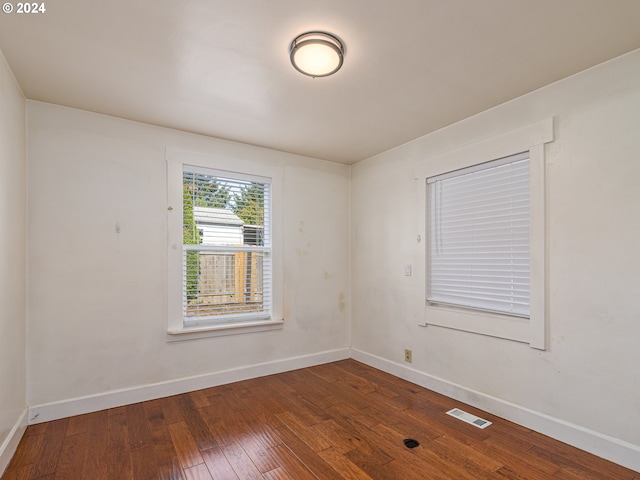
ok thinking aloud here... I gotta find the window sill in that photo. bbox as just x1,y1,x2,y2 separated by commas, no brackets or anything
424,304,530,344
166,318,284,342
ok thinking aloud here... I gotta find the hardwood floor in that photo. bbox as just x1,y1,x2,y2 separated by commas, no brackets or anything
2,360,638,479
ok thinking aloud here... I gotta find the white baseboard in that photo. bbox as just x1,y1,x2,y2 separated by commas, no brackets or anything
28,347,350,425
0,409,28,477
351,348,640,473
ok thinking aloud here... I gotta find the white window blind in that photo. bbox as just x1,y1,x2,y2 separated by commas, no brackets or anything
427,152,530,317
182,166,272,326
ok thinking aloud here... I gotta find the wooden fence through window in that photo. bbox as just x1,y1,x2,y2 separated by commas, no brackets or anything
186,251,264,317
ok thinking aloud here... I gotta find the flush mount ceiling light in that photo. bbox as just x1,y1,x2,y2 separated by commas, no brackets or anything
289,31,345,78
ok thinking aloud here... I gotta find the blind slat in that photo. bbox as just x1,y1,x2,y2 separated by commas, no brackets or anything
183,167,272,324
427,153,530,317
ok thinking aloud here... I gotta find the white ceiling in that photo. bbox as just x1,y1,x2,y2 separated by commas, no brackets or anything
1,1,640,164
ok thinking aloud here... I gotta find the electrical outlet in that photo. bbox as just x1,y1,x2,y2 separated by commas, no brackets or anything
404,349,412,363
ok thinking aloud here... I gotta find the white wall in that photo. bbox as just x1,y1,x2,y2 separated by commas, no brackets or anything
26,101,350,408
0,51,27,470
352,49,640,455
13,43,640,471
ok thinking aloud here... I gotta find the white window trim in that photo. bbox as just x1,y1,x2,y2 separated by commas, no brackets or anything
166,149,284,341
416,118,553,349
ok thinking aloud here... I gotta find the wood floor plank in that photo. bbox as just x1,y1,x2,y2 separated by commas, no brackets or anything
3,360,638,480
106,407,134,480
65,413,91,437
432,432,506,472
366,389,413,412
167,421,204,469
417,434,502,479
239,420,283,451
53,431,87,480
183,463,213,480
482,435,561,477
24,424,47,437
144,403,185,480
379,415,443,445
200,446,239,480
198,400,246,448
306,362,342,383
5,432,44,469
245,384,288,423
317,446,375,480
529,430,637,479
309,419,367,454
174,394,218,451
483,421,538,452
30,418,68,478
330,362,381,395
377,457,463,480
128,403,156,451
275,411,333,452
0,465,33,480
528,444,629,480
218,441,263,480
330,399,386,428
188,390,211,409
273,424,349,480
495,464,546,480
322,405,394,466
287,379,336,410
551,467,596,479
261,466,295,480
265,444,318,480
79,409,109,480
130,445,160,480
342,445,395,479
158,395,185,425
239,389,286,431
313,375,373,411
259,381,329,427
222,381,257,412
228,424,279,473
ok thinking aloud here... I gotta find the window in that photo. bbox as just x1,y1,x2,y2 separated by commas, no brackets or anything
427,152,530,317
418,118,553,349
167,150,283,340
182,167,271,325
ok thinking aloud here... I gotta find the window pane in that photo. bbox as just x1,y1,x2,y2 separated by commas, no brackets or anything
427,154,530,317
183,250,267,320
182,168,271,324
183,171,267,247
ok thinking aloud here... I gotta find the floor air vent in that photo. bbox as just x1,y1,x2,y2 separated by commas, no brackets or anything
403,438,420,449
446,408,492,429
